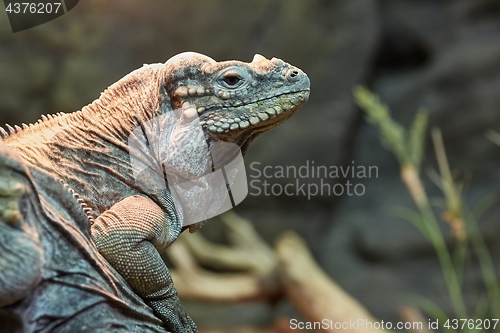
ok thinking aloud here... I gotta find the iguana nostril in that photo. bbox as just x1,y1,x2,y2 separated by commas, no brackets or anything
286,68,301,81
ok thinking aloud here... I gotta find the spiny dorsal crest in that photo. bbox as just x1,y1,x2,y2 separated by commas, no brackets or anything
0,112,67,140
61,180,95,225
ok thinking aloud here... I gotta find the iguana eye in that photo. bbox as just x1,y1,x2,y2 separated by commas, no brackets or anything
223,75,241,86
219,69,245,88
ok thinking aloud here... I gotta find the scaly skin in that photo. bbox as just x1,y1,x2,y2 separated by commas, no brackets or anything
1,52,310,332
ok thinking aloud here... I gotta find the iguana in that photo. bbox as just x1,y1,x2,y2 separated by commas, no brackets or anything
0,52,310,332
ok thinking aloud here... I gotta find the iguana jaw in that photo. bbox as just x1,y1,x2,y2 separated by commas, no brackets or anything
199,88,310,146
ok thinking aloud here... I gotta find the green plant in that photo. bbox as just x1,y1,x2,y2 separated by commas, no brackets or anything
353,86,500,333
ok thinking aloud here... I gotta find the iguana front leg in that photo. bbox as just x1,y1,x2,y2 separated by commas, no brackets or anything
90,195,197,333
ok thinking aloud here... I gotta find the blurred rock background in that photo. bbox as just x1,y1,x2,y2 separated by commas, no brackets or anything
1,0,499,329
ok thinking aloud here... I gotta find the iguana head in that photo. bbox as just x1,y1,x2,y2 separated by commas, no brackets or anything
163,52,310,152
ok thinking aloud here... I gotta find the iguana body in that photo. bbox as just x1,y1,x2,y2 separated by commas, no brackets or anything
0,52,310,332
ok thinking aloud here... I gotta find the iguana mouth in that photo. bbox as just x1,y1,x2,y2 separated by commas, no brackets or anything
198,89,310,134
200,88,310,115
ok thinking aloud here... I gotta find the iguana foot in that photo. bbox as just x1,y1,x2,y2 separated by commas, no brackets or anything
147,298,197,333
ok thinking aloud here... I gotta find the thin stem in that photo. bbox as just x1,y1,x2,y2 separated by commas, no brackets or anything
418,203,468,319
465,210,500,317
401,164,467,319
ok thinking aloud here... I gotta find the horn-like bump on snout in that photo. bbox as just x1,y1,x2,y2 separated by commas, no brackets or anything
252,54,268,63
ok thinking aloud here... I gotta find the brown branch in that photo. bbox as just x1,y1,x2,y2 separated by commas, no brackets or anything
167,214,280,302
179,211,276,274
169,212,391,333
276,231,390,333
